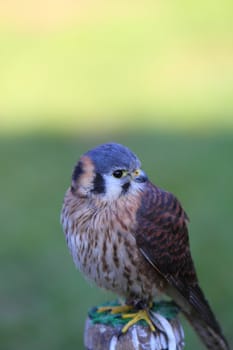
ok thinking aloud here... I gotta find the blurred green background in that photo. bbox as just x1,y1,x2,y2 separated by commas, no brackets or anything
0,1,232,349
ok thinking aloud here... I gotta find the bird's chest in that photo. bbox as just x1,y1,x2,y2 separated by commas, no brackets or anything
66,205,155,298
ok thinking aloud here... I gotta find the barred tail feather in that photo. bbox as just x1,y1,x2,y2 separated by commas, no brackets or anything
185,311,230,350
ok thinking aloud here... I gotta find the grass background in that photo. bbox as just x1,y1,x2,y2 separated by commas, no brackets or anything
0,1,232,349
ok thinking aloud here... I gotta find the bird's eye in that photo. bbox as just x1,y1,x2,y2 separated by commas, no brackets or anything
112,170,124,178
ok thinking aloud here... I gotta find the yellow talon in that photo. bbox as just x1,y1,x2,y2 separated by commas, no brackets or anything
97,304,133,314
121,309,156,333
97,303,155,333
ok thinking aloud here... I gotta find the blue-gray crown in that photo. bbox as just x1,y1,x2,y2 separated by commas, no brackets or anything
85,143,141,174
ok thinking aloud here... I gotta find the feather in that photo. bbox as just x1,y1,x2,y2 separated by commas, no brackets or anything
135,182,229,350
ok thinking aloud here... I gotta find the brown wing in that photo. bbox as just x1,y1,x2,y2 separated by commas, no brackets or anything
136,181,196,286
135,181,222,334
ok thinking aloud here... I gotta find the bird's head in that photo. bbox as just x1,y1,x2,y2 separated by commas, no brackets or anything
71,143,148,200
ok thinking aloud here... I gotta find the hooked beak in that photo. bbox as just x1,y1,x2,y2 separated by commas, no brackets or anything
132,169,148,183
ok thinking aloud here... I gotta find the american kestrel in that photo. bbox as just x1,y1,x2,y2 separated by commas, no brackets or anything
61,142,229,350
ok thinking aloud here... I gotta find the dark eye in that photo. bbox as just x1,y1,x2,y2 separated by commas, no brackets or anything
113,170,124,178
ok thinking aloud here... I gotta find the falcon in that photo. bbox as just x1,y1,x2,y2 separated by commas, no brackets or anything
61,142,229,350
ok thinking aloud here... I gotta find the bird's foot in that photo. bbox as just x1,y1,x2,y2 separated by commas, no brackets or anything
97,304,133,315
97,301,156,334
121,309,156,333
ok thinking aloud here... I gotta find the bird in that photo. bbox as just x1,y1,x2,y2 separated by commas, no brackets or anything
61,142,229,350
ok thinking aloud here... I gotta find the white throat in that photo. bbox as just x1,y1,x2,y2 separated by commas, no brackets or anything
103,174,144,201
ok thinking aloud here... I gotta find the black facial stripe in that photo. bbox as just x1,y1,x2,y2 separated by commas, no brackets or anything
92,172,105,194
72,161,84,182
122,182,130,194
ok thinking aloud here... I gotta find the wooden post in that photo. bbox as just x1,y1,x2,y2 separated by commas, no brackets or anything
84,301,185,350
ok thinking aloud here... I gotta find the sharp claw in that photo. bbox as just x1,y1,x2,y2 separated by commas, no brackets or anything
117,330,123,340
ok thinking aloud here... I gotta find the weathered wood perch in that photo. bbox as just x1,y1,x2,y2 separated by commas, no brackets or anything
84,300,185,350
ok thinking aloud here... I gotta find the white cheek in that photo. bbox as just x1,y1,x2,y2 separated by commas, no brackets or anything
103,175,123,200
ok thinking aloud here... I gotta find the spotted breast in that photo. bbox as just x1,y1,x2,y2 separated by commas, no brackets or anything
61,187,160,301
